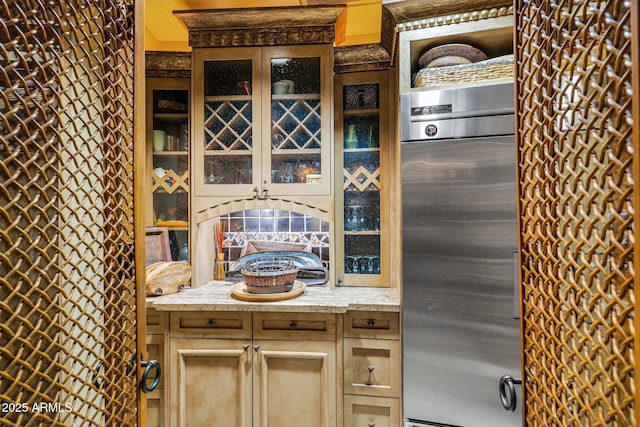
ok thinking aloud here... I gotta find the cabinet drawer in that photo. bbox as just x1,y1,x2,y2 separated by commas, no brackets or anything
253,312,336,341
344,395,400,427
344,311,399,339
170,311,252,339
344,338,401,398
146,309,167,335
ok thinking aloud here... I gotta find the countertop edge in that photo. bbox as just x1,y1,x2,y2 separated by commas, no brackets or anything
146,283,401,313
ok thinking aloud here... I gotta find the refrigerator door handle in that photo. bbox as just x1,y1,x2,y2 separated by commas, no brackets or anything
499,375,522,412
513,249,520,319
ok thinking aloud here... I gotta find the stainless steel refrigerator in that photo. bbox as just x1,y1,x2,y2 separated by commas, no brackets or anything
401,82,522,426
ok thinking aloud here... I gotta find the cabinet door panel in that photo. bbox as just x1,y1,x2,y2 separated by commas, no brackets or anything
146,78,191,261
253,340,337,427
194,47,262,197
170,338,252,427
335,71,391,287
262,45,332,196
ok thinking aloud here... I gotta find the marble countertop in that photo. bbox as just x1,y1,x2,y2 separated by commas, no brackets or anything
147,281,400,313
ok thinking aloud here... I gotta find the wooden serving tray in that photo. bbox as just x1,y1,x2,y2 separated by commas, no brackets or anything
231,281,306,302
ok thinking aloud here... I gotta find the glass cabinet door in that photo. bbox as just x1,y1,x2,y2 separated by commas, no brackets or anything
146,78,190,261
194,46,329,198
194,48,262,197
263,45,331,196
336,71,390,287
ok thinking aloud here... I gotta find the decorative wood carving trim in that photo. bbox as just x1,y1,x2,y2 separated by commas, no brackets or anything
334,6,398,73
395,5,514,32
385,0,512,24
174,5,345,48
145,51,191,78
334,44,392,73
380,7,398,63
189,26,336,48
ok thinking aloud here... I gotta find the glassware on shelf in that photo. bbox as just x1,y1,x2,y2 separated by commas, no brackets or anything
284,163,295,183
153,130,166,152
346,205,361,232
346,255,362,274
178,243,189,262
367,125,375,148
179,124,189,151
364,255,379,274
345,124,358,148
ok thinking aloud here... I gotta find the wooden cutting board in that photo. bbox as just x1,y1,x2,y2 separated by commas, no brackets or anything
231,281,306,302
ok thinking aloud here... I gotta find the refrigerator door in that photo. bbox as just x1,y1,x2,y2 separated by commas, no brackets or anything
402,135,521,426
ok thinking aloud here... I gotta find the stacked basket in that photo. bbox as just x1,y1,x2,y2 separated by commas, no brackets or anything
240,257,299,294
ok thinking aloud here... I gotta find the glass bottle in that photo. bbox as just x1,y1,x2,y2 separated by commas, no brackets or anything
178,243,189,262
214,252,226,281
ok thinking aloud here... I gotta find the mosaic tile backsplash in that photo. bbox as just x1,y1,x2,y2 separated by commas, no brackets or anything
218,209,330,269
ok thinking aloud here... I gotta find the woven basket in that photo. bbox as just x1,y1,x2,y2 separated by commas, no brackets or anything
241,258,299,287
415,54,514,88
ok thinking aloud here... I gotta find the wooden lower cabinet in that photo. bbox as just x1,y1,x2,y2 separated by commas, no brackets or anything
168,312,337,427
253,340,337,427
343,311,401,427
158,310,401,427
169,338,252,427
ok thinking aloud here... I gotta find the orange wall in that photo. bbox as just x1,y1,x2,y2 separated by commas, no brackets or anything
144,0,381,51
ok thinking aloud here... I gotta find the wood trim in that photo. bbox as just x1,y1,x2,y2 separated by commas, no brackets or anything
174,6,345,30
190,26,336,48
334,44,392,73
145,51,191,78
385,0,512,24
134,0,147,424
334,7,398,73
174,5,345,48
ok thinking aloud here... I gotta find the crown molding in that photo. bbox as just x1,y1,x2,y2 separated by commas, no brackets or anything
174,5,345,48
145,51,191,78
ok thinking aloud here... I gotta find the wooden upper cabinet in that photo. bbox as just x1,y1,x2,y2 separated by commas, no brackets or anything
192,44,332,199
335,71,392,287
145,77,191,262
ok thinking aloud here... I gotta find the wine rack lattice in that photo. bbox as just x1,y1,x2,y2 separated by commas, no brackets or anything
204,100,253,151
